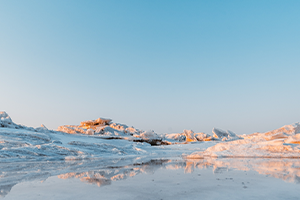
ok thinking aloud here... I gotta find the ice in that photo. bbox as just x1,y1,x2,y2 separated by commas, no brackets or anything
2,111,300,198
183,130,196,142
2,111,300,163
0,113,151,161
80,118,112,127
1,158,300,198
57,117,236,145
1,112,208,162
212,128,240,141
57,117,173,145
58,119,143,138
164,130,212,143
0,157,152,197
188,123,300,158
0,112,16,129
136,130,159,139
35,124,49,133
0,112,13,124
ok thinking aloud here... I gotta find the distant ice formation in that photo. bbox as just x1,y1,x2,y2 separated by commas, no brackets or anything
212,128,240,141
58,117,142,136
164,130,212,142
57,118,236,143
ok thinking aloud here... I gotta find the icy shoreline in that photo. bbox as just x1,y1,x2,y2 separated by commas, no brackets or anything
1,111,300,162
1,157,300,198
1,111,300,198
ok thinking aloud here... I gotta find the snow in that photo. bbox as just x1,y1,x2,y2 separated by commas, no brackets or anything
1,111,300,198
212,128,240,141
0,112,16,129
0,112,212,162
188,123,300,158
164,130,212,143
0,112,13,124
57,118,142,137
2,111,300,161
137,130,159,139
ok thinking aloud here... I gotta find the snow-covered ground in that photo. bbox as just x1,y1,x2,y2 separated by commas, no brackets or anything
1,111,300,198
0,111,216,162
188,123,300,159
1,111,300,162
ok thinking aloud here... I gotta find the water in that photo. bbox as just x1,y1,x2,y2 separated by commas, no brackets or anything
1,158,300,200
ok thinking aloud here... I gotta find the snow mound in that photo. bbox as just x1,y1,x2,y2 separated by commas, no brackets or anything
242,123,300,142
0,126,151,162
188,123,300,158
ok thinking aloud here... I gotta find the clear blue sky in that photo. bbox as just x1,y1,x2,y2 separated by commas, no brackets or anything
1,0,300,135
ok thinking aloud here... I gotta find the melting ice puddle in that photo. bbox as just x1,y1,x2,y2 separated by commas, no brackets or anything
2,158,300,200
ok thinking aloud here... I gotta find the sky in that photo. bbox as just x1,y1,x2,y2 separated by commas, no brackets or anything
1,0,300,135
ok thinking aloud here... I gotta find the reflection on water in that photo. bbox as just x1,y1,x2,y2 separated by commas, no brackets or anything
57,158,300,188
1,158,300,197
186,158,300,183
57,159,169,187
